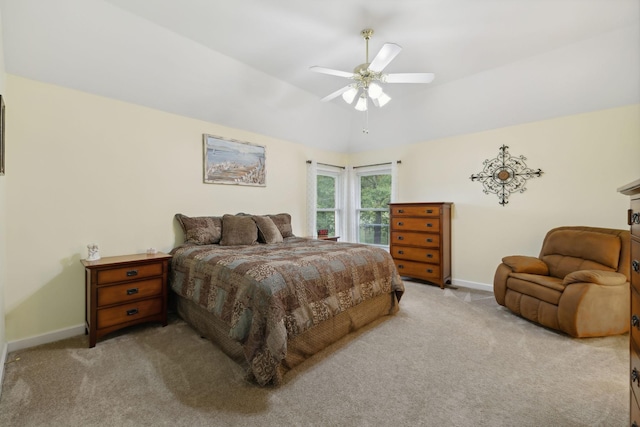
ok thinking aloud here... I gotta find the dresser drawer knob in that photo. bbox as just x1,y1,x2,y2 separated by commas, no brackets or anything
633,314,640,330
426,223,433,227
633,260,640,273
427,254,433,258
398,222,404,226
398,209,404,213
398,250,404,255
398,264,404,269
426,209,433,214
426,269,433,273
426,238,433,243
126,308,139,316
397,236,404,241
126,270,139,277
126,288,139,295
632,211,640,225
632,368,640,385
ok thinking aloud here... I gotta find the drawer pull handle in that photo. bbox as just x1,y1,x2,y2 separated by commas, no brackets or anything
398,209,404,213
398,264,404,269
398,250,404,255
126,288,139,295
427,254,433,258
632,368,640,385
633,260,640,273
426,269,433,273
632,211,640,225
398,222,404,226
397,236,404,241
426,223,433,227
426,238,433,243
126,270,139,277
126,308,139,316
633,314,640,329
426,209,433,214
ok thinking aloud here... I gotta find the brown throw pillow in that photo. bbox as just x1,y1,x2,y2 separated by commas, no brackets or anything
268,213,294,238
220,214,258,246
175,214,222,245
253,216,284,244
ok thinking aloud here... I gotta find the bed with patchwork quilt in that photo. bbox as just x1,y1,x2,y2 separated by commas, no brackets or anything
170,213,404,386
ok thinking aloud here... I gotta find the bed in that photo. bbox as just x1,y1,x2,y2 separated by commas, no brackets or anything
169,213,404,386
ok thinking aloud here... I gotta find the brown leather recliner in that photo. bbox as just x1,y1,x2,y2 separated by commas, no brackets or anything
494,226,630,337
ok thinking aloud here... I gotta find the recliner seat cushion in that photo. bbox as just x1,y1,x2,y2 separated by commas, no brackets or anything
507,273,565,305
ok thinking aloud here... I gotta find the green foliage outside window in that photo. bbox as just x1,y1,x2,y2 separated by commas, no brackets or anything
317,175,336,235
359,174,391,245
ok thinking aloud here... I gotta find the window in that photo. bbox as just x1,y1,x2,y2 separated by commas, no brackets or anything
316,167,342,236
356,168,391,247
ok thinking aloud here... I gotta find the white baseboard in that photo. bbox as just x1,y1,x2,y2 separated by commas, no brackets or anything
450,279,493,293
7,324,85,353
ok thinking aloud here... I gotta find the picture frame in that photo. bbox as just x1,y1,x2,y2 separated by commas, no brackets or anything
203,134,266,186
0,95,5,176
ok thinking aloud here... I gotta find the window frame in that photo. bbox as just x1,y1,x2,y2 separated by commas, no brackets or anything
315,165,344,238
354,165,392,248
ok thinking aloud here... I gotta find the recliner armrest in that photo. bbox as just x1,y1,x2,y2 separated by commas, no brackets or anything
562,270,628,286
501,255,549,275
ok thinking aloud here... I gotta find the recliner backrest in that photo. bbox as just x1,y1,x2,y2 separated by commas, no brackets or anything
539,227,627,279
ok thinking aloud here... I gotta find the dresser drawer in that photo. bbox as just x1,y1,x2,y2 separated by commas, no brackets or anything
394,259,441,280
632,287,640,344
390,205,440,217
390,246,440,264
97,278,163,307
632,396,640,427
391,217,440,232
391,231,440,248
632,341,640,411
631,197,640,237
633,239,640,293
97,262,163,285
97,297,163,329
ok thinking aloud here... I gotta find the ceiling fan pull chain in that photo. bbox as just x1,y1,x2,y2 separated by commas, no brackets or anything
363,109,369,134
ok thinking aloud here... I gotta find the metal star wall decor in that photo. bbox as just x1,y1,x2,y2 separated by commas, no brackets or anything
470,145,543,206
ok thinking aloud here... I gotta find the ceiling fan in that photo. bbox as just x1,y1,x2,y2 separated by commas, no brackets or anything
310,28,435,112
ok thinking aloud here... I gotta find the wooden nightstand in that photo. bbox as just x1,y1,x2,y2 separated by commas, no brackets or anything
306,235,340,241
81,252,172,347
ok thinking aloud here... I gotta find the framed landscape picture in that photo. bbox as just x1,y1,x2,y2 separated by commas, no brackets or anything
203,134,266,186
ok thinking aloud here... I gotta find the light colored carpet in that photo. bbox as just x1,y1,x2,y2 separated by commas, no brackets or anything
0,281,628,426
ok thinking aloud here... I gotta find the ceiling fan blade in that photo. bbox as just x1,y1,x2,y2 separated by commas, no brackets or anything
368,43,402,73
310,66,354,79
320,85,353,102
384,73,435,84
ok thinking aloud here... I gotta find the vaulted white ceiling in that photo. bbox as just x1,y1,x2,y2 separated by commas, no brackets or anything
1,0,639,152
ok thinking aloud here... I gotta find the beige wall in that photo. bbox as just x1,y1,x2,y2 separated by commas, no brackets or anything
4,74,640,343
4,75,345,342
350,104,640,288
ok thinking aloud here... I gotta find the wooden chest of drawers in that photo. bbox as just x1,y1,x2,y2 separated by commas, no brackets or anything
619,178,640,426
389,202,452,288
82,252,172,347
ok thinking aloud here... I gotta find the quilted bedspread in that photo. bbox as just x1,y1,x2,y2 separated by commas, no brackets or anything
169,237,404,385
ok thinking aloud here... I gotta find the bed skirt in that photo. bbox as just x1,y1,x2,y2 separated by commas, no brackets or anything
175,290,400,385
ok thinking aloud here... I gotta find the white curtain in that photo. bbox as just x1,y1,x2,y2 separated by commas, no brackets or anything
391,160,399,202
306,161,317,237
345,166,358,242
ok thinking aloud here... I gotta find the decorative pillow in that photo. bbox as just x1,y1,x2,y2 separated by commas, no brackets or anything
253,216,284,244
220,214,258,246
268,213,294,238
175,213,222,245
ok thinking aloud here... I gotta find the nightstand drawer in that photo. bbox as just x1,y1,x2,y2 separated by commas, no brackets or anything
97,297,163,329
391,217,440,232
97,278,163,307
97,262,163,285
391,231,440,247
394,259,440,280
391,246,440,264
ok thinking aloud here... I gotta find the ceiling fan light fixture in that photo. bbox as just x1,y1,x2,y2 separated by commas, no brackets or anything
373,92,391,108
342,86,358,104
368,82,383,99
355,94,368,111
